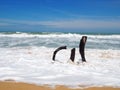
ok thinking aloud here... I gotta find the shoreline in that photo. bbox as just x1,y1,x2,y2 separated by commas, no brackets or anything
0,81,120,90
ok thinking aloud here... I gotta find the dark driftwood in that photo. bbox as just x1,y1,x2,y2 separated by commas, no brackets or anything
79,36,87,62
52,46,67,61
70,48,75,62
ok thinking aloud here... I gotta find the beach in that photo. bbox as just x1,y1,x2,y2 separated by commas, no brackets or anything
0,0,120,89
0,32,120,89
0,81,120,90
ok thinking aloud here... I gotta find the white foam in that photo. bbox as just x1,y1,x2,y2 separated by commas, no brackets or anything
0,33,120,39
0,47,120,88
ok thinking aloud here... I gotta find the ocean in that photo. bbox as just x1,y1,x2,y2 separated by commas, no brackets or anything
0,32,120,88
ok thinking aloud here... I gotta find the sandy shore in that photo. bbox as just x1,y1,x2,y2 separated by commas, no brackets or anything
0,81,120,90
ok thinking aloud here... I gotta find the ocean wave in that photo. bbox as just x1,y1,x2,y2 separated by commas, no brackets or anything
0,32,120,50
0,32,120,39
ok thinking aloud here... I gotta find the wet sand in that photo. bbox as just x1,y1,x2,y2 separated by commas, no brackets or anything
0,81,120,90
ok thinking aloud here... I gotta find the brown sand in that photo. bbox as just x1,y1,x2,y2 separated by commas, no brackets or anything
0,81,120,90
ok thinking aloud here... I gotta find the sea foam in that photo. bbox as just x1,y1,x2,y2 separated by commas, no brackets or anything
0,47,120,88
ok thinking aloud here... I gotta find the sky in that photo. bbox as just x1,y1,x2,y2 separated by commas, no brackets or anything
0,0,120,33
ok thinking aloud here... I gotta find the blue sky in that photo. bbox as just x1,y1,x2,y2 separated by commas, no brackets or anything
0,0,120,33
